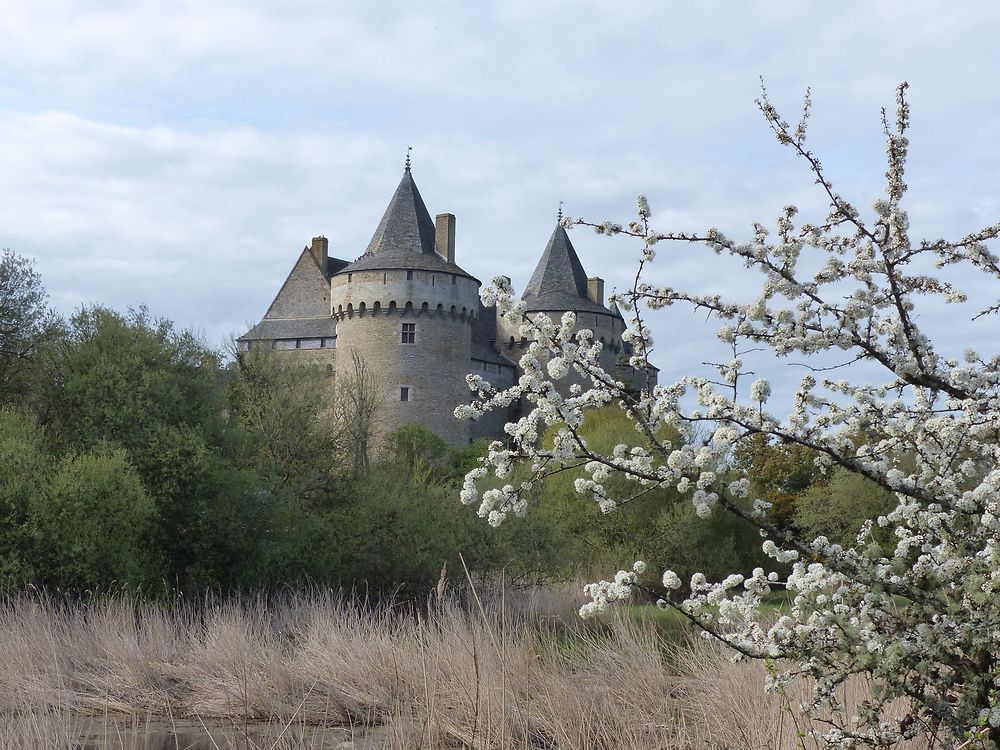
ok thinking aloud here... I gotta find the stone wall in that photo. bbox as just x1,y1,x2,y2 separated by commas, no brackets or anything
266,249,331,319
467,360,518,442
333,310,474,445
330,268,481,446
330,268,480,320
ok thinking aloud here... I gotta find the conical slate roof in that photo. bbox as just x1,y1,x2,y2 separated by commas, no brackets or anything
521,225,610,314
365,167,436,258
340,168,476,278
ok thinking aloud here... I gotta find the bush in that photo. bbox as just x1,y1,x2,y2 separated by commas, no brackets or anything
28,446,156,590
0,410,49,583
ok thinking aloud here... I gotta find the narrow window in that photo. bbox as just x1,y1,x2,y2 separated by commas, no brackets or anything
451,274,457,285
348,273,352,283
400,386,410,402
401,322,416,344
431,275,435,286
406,270,413,281
383,273,387,284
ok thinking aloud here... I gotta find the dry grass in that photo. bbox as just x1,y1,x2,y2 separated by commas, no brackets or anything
0,586,927,749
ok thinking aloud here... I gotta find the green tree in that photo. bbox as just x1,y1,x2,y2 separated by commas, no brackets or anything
231,346,340,505
46,306,226,451
793,466,896,549
0,250,60,408
326,471,491,596
42,305,268,588
732,433,823,529
0,409,49,582
29,447,156,590
518,406,766,587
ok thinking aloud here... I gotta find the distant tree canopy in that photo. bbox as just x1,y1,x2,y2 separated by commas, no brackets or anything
732,431,900,550
0,249,60,408
0,264,507,594
0,249,898,599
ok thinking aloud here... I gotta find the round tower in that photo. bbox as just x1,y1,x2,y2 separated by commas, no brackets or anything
330,167,481,446
499,223,651,394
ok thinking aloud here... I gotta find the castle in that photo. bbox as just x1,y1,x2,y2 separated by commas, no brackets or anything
238,163,655,445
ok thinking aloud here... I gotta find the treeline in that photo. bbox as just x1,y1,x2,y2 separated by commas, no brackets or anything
0,250,890,596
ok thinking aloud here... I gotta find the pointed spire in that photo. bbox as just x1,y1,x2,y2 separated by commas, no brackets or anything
404,145,412,173
361,166,436,259
522,223,607,313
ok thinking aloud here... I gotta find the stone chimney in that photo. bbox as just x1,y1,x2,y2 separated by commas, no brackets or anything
435,213,456,264
587,276,605,306
310,236,328,271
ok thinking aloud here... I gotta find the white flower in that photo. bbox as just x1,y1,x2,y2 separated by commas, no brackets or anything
750,377,771,403
457,87,1000,749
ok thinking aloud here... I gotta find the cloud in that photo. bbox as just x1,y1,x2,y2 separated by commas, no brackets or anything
0,0,998,411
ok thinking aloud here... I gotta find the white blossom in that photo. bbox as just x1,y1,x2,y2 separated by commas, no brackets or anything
750,377,771,403
457,82,1000,749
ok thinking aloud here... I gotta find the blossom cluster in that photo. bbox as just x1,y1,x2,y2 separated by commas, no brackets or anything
455,83,1000,748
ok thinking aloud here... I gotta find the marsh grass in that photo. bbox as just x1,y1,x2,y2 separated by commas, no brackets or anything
0,585,923,749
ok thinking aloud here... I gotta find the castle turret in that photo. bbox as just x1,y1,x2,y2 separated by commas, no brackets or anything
329,166,481,445
500,222,655,393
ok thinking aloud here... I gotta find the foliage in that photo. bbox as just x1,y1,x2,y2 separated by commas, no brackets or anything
29,446,156,590
41,305,268,588
460,83,1000,746
793,466,896,549
0,253,781,609
732,433,823,528
0,410,48,581
231,346,340,504
524,406,764,588
382,423,451,483
0,250,59,407
382,424,493,487
45,305,226,451
0,410,157,589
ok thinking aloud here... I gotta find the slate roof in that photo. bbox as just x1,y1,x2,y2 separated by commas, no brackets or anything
521,225,610,315
326,257,350,276
240,317,337,341
339,169,478,280
471,303,517,367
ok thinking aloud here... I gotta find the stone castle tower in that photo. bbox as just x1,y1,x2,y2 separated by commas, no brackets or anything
496,222,634,392
239,164,654,445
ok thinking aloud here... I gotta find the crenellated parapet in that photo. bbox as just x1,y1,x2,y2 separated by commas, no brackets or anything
329,265,479,445
329,267,481,323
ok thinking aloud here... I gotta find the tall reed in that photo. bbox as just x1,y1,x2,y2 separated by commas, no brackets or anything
0,587,923,749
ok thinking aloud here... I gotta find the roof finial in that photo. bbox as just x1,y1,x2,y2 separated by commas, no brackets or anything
557,201,563,223
404,146,412,173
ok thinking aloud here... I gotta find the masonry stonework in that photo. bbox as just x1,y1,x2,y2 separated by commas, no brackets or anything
239,165,656,446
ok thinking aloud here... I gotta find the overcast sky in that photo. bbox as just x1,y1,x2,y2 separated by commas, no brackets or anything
3,1,999,402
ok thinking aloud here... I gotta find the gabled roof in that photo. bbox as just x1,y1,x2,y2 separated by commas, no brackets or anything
521,225,610,314
339,168,477,279
261,246,331,320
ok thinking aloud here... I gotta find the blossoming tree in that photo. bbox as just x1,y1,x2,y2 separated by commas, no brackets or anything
457,83,1000,747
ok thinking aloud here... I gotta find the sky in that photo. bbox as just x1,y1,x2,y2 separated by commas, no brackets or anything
3,0,999,405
